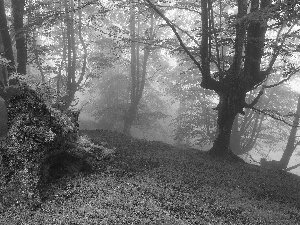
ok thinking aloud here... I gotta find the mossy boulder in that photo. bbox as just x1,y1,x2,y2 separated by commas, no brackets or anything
0,83,95,209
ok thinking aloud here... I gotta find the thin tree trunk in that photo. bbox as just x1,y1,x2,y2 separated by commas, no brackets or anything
62,0,77,110
123,5,138,135
56,22,67,104
11,0,26,75
279,94,300,169
0,0,15,78
76,0,87,85
0,35,8,87
123,8,154,135
32,32,45,82
27,0,44,82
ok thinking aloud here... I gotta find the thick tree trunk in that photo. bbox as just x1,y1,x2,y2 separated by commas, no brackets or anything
209,96,237,156
279,94,300,169
209,91,246,163
230,115,241,154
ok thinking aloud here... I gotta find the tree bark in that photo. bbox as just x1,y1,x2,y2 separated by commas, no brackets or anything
279,94,300,169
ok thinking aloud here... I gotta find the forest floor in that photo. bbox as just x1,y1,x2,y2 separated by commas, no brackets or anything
1,129,300,224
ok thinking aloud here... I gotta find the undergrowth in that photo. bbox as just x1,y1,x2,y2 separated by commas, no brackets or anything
1,129,300,224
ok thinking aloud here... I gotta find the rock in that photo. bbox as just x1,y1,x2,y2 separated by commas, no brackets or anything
0,83,94,209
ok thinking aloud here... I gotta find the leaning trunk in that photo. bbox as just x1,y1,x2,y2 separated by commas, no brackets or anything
279,94,300,169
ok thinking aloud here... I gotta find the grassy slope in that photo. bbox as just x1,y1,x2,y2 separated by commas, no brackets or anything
1,129,300,225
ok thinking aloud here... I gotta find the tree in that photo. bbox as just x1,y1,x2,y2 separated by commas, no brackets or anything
22,0,108,111
145,0,300,160
123,2,155,135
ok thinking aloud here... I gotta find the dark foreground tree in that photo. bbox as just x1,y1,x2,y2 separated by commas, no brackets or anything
145,0,300,161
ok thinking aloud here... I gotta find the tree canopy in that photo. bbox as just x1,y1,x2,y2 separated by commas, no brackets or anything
0,0,300,168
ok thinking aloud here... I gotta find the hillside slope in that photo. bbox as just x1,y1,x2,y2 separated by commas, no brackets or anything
1,129,300,224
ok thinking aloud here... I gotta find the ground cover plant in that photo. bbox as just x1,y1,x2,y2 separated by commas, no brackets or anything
1,129,300,224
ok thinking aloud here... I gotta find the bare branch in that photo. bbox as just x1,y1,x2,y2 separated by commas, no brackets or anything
264,23,296,74
284,163,300,172
172,23,201,47
144,0,202,73
251,107,299,127
264,66,300,89
246,85,265,108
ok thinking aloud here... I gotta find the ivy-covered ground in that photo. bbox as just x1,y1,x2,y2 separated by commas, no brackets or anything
1,129,300,224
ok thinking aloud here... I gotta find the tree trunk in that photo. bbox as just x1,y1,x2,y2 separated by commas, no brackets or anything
209,94,237,157
123,6,153,135
123,6,137,135
0,35,8,87
209,89,246,163
230,115,241,154
11,0,26,75
0,0,15,76
0,96,8,138
123,104,137,135
32,31,45,82
56,21,67,103
279,94,300,169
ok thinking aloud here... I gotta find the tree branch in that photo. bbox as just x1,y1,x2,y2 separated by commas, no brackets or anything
251,107,299,127
246,85,265,108
264,23,296,74
264,66,300,89
144,0,202,73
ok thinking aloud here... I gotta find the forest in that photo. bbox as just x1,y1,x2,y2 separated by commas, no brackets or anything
1,0,300,224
